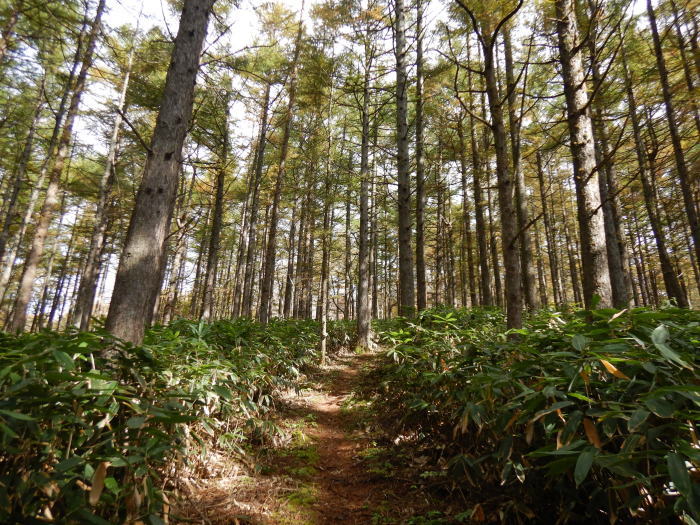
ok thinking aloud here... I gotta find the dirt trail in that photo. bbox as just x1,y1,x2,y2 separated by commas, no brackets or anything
301,355,395,524
175,352,411,525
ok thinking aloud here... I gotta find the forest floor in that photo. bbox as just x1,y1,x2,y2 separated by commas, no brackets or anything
174,351,428,524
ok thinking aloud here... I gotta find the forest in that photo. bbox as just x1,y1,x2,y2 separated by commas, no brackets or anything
0,0,699,523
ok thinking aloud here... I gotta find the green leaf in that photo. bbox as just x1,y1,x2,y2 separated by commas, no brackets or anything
126,416,146,428
667,453,692,496
213,385,233,400
572,334,589,352
627,409,650,432
0,409,34,421
651,325,669,345
52,350,75,370
574,448,595,487
568,392,595,403
0,422,18,438
644,398,675,418
104,477,119,494
55,456,84,472
74,509,112,525
655,341,692,370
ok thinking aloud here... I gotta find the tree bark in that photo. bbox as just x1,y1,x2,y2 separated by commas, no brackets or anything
394,0,415,317
457,116,477,307
0,80,43,265
415,0,427,312
536,151,562,307
483,31,521,326
555,0,612,309
105,0,216,344
73,41,135,330
259,17,303,324
646,0,700,273
504,26,538,311
241,82,271,318
357,35,374,349
9,0,106,333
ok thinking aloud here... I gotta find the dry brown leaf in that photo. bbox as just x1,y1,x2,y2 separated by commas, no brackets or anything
580,369,590,384
609,309,628,322
505,410,519,432
472,503,486,522
89,461,110,506
525,422,534,445
583,418,602,449
76,480,90,492
600,359,630,380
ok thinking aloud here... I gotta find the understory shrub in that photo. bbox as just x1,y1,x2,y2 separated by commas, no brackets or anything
0,318,327,523
374,306,700,523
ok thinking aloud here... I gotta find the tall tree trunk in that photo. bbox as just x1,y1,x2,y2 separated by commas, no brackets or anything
73,42,135,330
259,17,303,323
534,217,548,307
200,157,227,320
555,0,612,309
105,0,215,344
536,151,562,307
0,80,43,265
620,42,687,307
487,182,503,307
414,0,427,312
9,0,106,333
585,3,630,308
484,32,521,326
283,198,297,318
646,0,700,276
394,0,415,317
644,150,688,307
503,26,538,311
357,37,373,349
241,83,271,318
319,175,334,361
457,116,477,307
343,179,352,320
471,109,491,305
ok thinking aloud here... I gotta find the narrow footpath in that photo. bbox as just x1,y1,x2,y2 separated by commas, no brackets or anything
175,352,418,524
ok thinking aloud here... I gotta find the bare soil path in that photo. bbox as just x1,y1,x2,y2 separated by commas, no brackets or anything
175,352,416,524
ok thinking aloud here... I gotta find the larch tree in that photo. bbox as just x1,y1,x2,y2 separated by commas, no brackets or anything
105,0,217,345
554,0,612,309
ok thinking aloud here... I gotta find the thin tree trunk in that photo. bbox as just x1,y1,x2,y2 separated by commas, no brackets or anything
357,34,374,349
283,198,297,318
394,0,415,317
259,17,303,323
0,80,43,265
73,43,135,330
242,83,271,318
487,183,503,308
536,152,562,307
415,0,427,312
646,0,700,274
9,0,106,333
504,26,538,311
457,116,477,307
